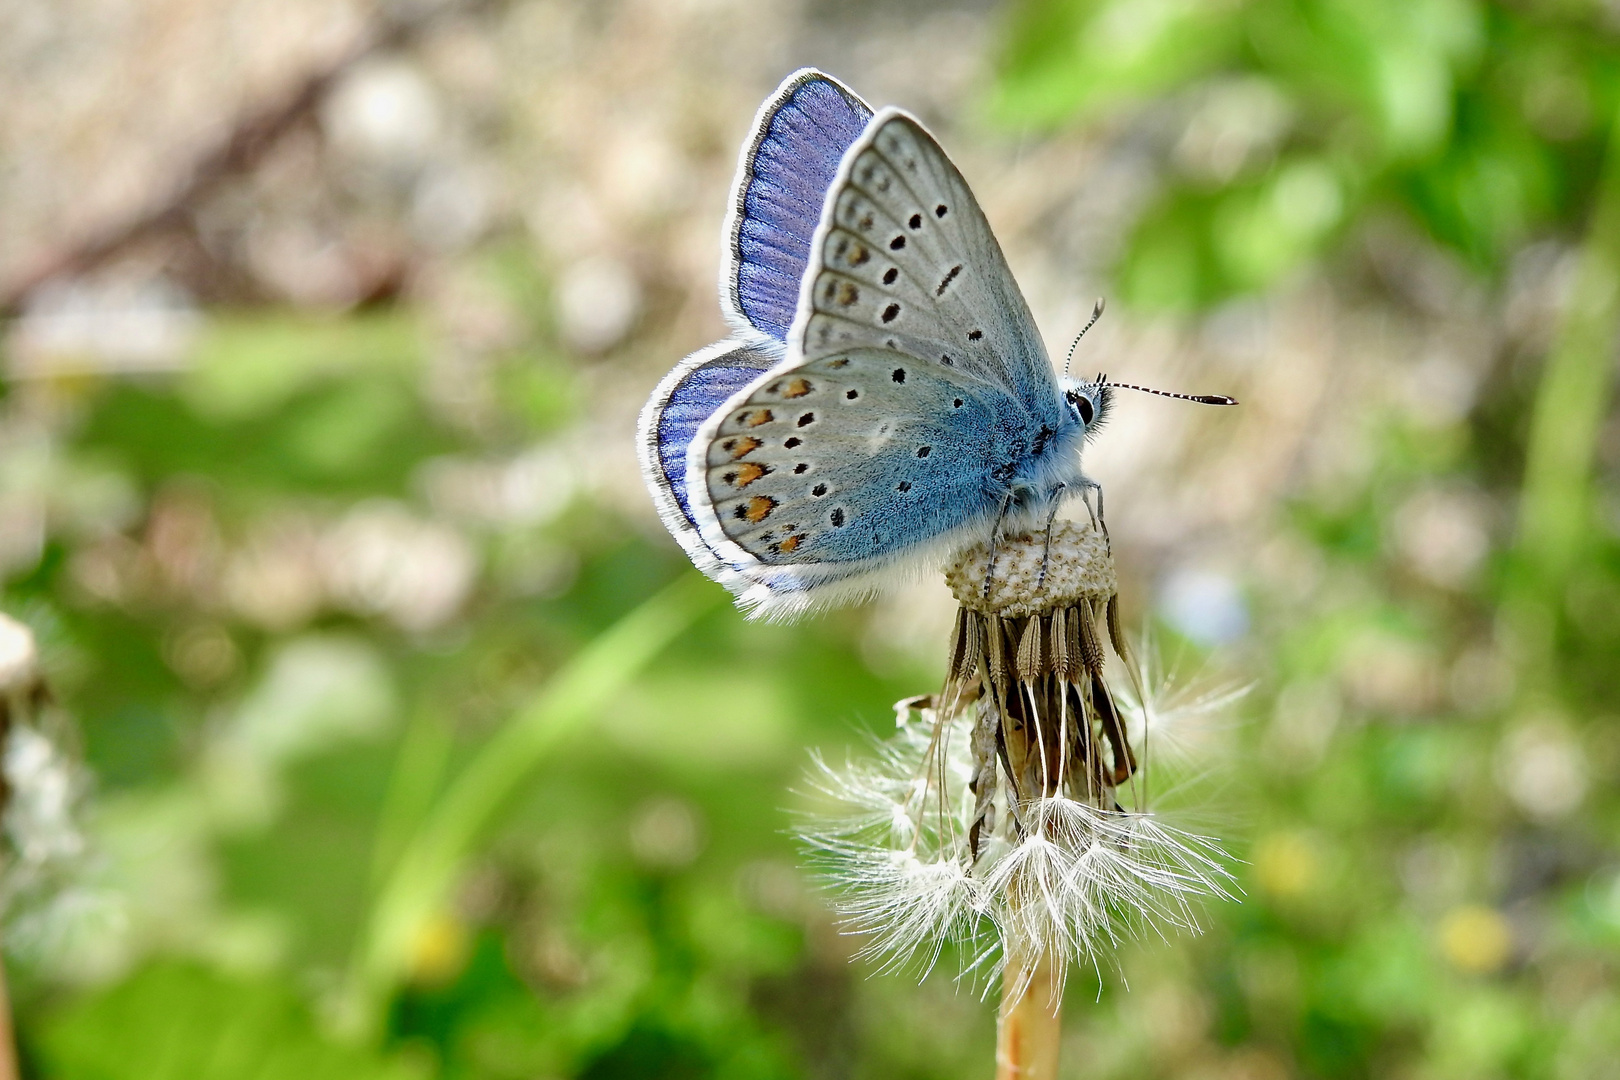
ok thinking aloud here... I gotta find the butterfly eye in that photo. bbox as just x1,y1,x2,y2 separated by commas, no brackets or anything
1075,394,1094,426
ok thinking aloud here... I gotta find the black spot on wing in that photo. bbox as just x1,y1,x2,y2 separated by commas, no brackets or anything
936,265,962,296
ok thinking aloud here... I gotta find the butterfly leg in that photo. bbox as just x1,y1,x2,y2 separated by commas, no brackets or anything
981,493,1015,600
1077,478,1110,551
1036,483,1068,590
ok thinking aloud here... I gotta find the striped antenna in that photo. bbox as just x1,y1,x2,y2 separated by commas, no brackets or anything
1106,381,1238,406
1062,297,1107,376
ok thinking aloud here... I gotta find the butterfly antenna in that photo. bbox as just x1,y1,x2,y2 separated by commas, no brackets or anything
1105,380,1239,406
1063,297,1107,376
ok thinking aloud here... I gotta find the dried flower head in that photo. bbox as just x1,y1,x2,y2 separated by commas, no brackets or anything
802,522,1233,992
0,612,98,954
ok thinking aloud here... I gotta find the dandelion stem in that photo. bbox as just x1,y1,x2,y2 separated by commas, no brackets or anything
996,948,1061,1080
338,572,718,1038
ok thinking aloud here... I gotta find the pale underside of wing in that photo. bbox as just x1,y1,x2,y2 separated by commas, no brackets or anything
694,349,1002,569
792,110,1056,409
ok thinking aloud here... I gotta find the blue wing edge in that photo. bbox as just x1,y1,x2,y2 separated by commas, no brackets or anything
636,338,779,592
718,68,874,345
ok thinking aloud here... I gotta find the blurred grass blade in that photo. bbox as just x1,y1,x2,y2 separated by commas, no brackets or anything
1511,105,1620,665
340,572,718,1036
367,706,454,891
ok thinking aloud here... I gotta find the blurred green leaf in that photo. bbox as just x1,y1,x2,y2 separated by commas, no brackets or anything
34,963,427,1080
184,313,424,423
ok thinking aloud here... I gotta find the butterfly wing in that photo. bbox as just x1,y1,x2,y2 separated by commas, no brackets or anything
685,108,1080,616
637,338,782,583
793,110,1056,403
687,348,1028,613
722,70,873,344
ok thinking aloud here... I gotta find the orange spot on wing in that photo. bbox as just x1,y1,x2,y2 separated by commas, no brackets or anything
784,378,814,398
726,436,761,459
744,496,776,523
731,462,768,487
744,409,775,428
779,533,803,553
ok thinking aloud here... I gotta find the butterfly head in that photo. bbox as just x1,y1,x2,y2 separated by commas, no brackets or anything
1060,374,1113,441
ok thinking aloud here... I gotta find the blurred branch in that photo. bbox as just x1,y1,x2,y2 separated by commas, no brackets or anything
338,573,720,1039
0,1,478,317
1508,104,1620,672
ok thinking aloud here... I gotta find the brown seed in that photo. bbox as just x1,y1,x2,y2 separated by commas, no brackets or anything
984,614,1009,699
1016,615,1045,682
1050,606,1074,679
1078,601,1105,675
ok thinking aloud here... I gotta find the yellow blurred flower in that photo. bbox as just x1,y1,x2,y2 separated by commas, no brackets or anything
1438,904,1512,975
407,910,470,986
1252,832,1318,898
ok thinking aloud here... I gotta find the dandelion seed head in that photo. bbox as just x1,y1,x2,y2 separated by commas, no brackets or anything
798,524,1237,994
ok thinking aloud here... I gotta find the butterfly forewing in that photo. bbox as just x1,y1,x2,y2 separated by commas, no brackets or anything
796,114,1054,405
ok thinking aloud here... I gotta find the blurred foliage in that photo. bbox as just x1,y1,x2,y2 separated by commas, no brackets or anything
1,0,1618,1077
994,0,1620,1077
999,0,1619,307
0,244,976,1077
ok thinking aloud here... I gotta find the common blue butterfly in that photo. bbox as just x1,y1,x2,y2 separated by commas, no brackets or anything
637,70,1228,618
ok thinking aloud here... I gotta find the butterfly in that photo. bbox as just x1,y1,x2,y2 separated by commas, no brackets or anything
638,70,1225,619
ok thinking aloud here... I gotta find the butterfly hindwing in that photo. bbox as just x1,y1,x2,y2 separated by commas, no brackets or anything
724,71,873,343
692,349,1006,568
637,338,782,579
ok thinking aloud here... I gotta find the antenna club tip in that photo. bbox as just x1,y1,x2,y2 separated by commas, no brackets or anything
1198,395,1239,406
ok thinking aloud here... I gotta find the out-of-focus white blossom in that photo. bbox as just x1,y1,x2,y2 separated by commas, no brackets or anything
554,254,641,353
6,278,199,378
323,58,443,169
0,611,114,977
321,500,477,632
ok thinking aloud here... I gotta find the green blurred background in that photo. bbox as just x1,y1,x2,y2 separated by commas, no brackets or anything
2,0,1618,1076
